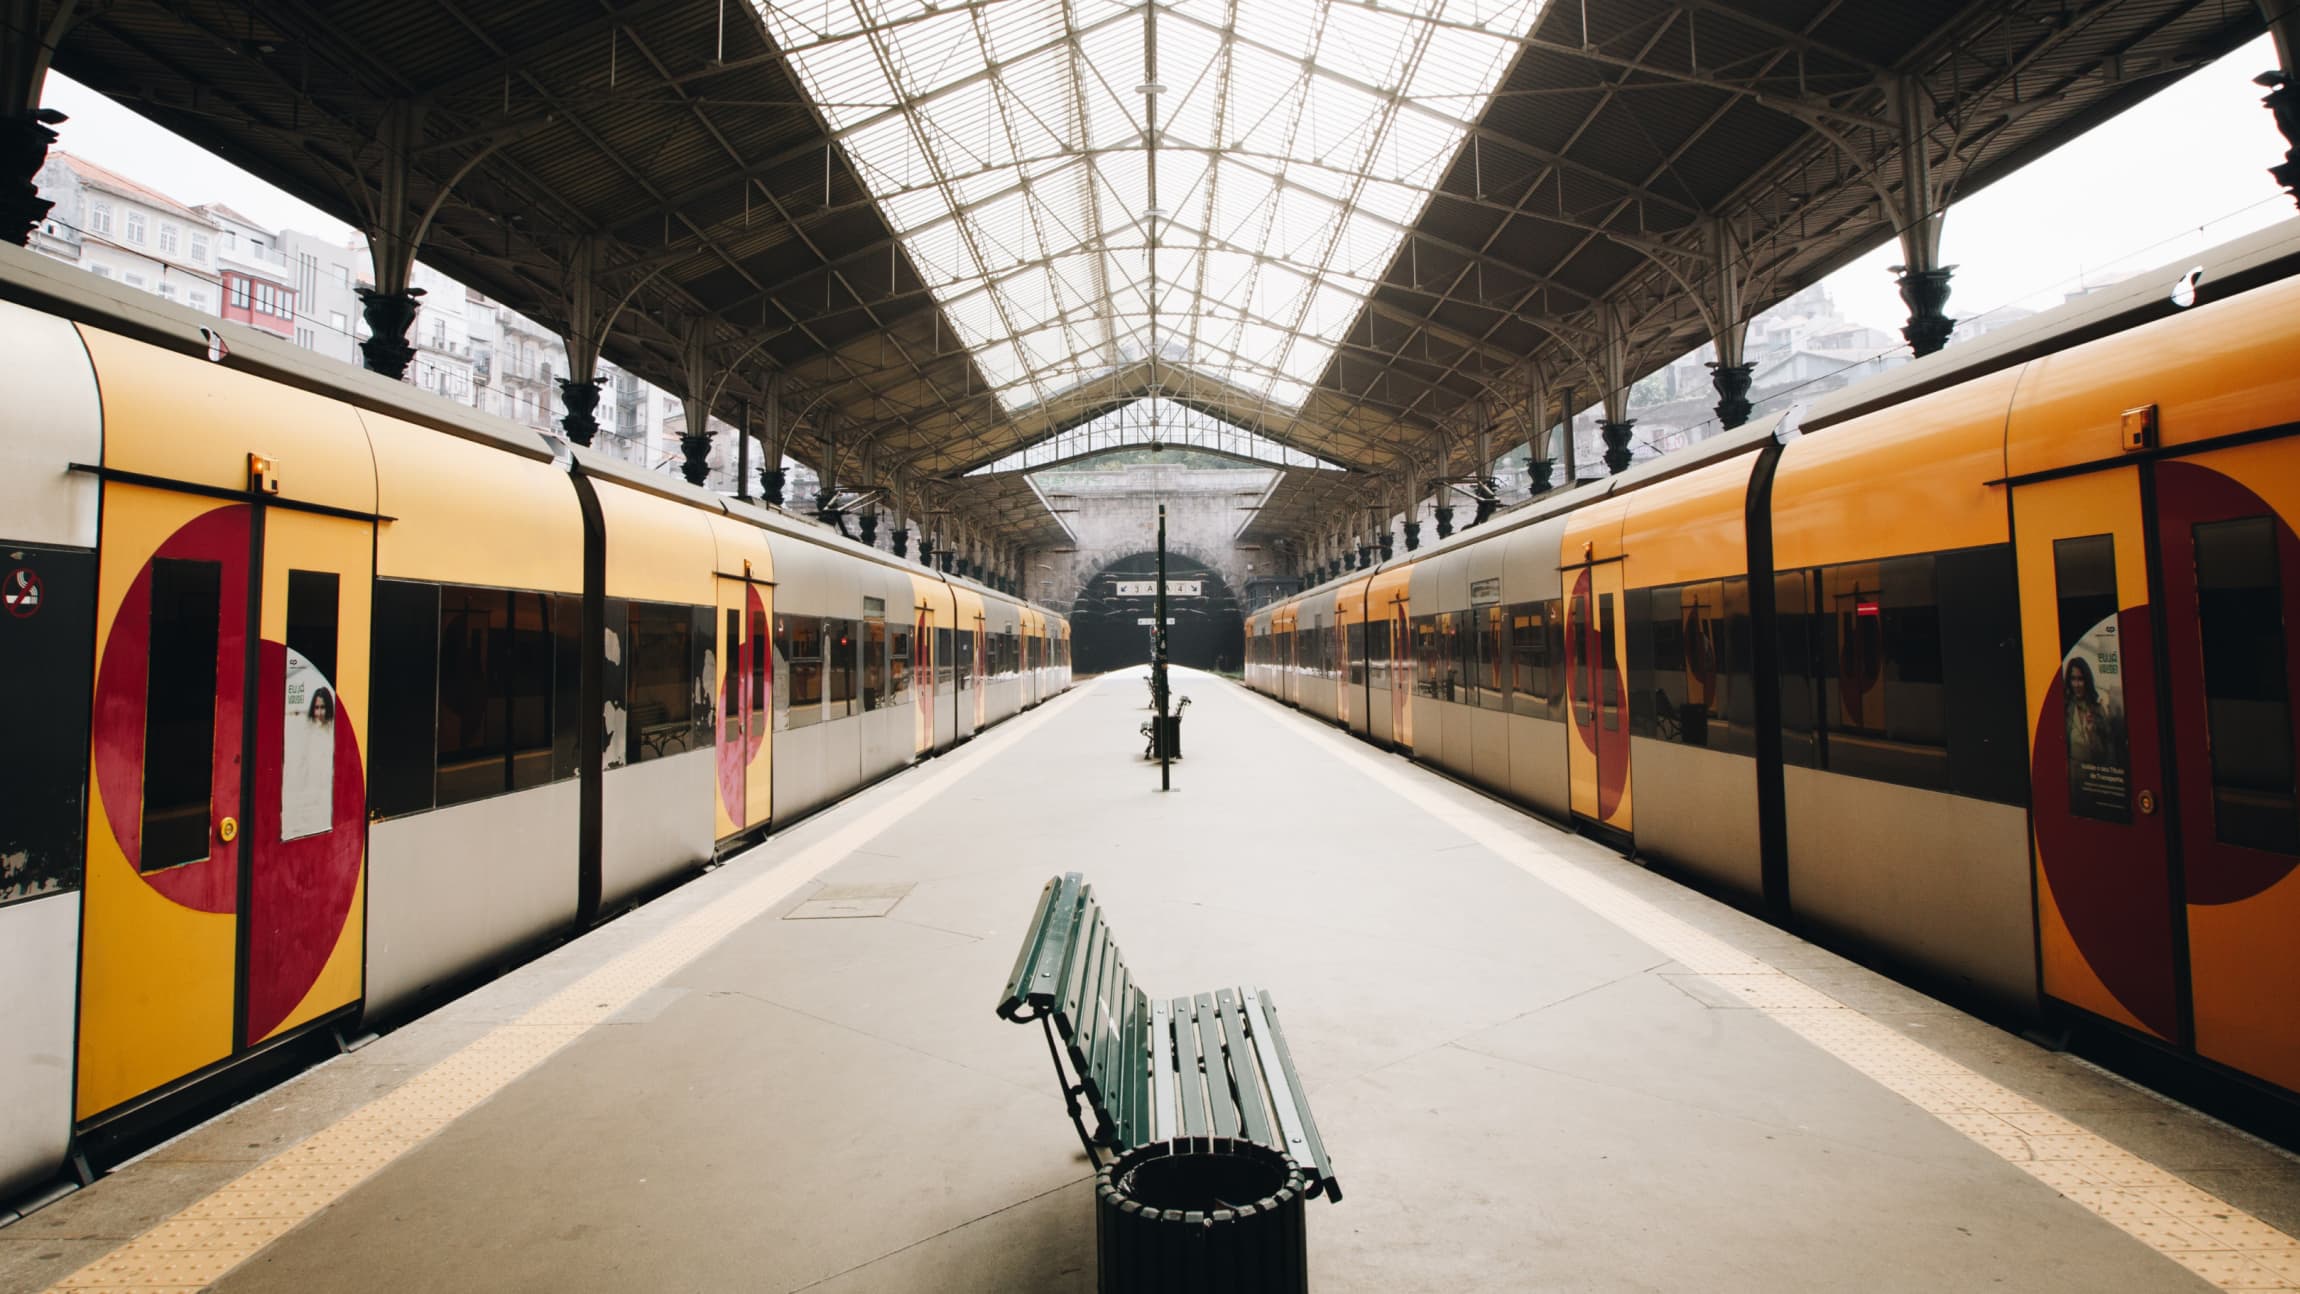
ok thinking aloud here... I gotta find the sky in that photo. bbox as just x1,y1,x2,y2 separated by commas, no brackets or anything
37,33,2296,343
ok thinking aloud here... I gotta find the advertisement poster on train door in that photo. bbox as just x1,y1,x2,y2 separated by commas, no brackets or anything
2060,613,2130,823
282,648,336,840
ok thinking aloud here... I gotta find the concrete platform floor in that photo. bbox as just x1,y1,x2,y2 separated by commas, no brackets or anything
7,667,2300,1293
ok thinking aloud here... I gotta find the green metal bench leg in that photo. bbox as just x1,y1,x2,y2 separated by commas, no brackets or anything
1043,1016,1105,1167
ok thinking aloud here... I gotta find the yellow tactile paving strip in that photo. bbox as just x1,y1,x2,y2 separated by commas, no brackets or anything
41,686,1090,1294
1268,696,2300,1292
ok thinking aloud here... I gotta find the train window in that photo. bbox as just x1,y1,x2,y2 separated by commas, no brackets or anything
956,627,972,690
890,624,913,706
785,616,822,728
936,627,954,687
724,609,744,733
370,580,441,819
1478,605,1508,710
141,558,223,871
1509,600,1557,720
749,605,770,740
626,602,696,762
1778,547,2023,804
2194,517,2300,854
864,618,888,710
436,586,509,806
1369,619,1392,691
1774,571,1819,769
282,572,341,841
1412,616,1439,698
1629,580,1754,756
1347,623,1367,685
286,570,339,685
1597,594,1621,732
826,618,858,717
508,592,554,790
554,593,583,782
1567,590,1592,728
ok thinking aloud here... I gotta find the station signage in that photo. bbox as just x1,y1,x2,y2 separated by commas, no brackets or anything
1115,579,1203,597
1136,617,1177,625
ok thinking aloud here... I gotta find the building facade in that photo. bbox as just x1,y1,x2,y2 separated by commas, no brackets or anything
31,152,221,313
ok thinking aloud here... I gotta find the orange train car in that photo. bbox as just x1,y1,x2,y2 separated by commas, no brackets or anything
0,242,1070,1201
1248,218,2300,1107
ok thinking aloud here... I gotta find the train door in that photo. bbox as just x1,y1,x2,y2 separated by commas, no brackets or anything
915,603,936,752
715,577,772,839
2154,451,2300,1093
973,616,989,730
2014,467,2182,1046
954,621,976,739
1390,597,1411,746
1563,557,1632,836
80,489,372,1120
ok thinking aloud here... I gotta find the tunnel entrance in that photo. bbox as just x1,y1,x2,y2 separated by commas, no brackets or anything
1070,552,1245,674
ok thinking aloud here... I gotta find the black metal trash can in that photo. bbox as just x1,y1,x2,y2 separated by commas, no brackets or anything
1095,1138,1308,1293
1150,713,1183,760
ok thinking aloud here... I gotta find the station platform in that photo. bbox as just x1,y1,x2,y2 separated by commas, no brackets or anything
6,667,2299,1293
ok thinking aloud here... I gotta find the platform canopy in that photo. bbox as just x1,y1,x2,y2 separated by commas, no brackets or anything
36,0,2272,546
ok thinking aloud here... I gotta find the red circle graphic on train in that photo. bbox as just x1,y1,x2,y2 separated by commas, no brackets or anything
1566,568,1630,818
91,504,367,1040
717,583,771,823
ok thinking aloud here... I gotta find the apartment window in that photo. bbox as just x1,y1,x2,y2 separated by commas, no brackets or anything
189,290,208,311
189,233,209,263
89,201,111,235
125,210,146,244
229,276,251,309
124,272,146,288
296,326,315,349
158,223,179,255
157,282,176,300
297,252,317,296
90,265,111,279
330,310,348,333
339,264,351,288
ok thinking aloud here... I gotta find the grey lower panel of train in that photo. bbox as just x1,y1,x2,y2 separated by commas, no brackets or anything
601,748,713,909
1783,767,2036,1013
1630,739,1763,899
0,893,78,1198
365,783,583,1017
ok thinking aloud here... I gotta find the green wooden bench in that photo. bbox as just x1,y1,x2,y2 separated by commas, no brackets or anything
996,873,1342,1202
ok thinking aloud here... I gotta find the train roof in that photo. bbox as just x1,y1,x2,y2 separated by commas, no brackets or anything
1263,216,2300,614
0,241,1065,622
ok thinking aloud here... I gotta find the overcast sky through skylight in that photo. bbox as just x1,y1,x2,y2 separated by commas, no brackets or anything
757,0,1543,413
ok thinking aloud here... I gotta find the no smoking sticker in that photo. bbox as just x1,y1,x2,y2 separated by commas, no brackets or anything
3,567,41,618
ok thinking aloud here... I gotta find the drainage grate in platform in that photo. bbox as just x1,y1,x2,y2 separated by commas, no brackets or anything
784,882,914,920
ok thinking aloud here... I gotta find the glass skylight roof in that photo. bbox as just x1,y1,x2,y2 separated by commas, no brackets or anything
966,396,1344,473
757,0,1543,412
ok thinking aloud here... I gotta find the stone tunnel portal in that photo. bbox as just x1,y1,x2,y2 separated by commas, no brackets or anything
1070,552,1246,675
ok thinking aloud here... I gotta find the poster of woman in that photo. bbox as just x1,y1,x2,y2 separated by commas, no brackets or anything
2062,614,2130,822
281,649,336,840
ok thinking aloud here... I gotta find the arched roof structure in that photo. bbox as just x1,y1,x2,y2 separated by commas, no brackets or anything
19,0,2277,550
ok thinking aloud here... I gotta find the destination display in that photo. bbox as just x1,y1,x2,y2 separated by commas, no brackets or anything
1115,579,1203,597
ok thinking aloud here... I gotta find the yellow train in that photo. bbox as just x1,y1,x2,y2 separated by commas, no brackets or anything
1250,219,2300,1108
0,243,1069,1200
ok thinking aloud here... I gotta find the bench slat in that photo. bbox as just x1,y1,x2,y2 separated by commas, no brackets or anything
1216,988,1275,1149
1246,988,1340,1201
1193,992,1240,1140
1122,987,1152,1148
996,876,1065,1018
1078,930,1116,1098
1149,996,1176,1143
1090,958,1130,1116
1107,985,1134,1147
1171,995,1209,1138
1069,915,1109,1051
1055,898,1103,1036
